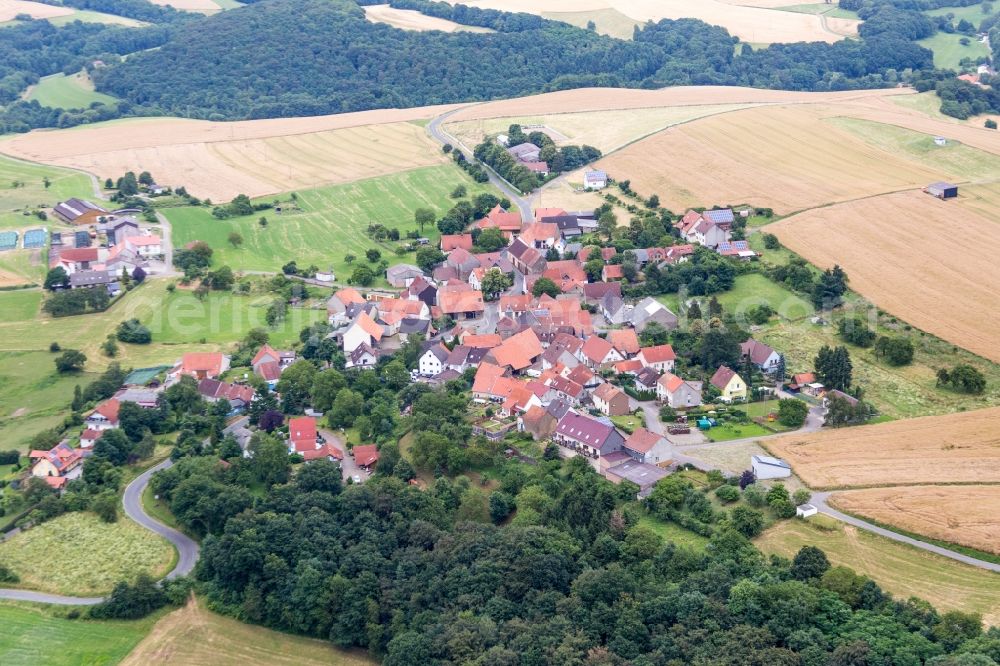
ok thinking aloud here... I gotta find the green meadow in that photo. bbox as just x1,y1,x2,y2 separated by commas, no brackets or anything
27,72,118,110
0,153,95,229
165,164,499,280
917,31,990,70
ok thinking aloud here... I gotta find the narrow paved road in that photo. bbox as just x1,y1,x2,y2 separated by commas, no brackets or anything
811,491,1000,573
0,458,198,605
427,107,534,222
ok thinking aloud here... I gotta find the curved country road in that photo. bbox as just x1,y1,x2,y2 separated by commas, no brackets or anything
0,458,198,605
427,107,534,222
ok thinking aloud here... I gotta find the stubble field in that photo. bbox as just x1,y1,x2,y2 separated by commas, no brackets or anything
0,107,459,201
769,189,1000,363
442,0,858,43
364,3,493,32
767,407,1000,488
0,0,72,21
829,486,1000,556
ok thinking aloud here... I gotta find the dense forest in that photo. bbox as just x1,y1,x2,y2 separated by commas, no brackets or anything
155,447,1000,665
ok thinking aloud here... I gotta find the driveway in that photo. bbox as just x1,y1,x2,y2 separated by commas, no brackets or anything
319,429,369,483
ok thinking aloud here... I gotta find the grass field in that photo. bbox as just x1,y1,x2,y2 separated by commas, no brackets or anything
0,248,45,286
121,596,375,666
166,165,497,277
770,189,1000,364
26,71,117,110
0,603,160,666
756,519,1000,626
829,486,1000,556
0,153,94,230
0,350,98,451
0,289,41,321
0,512,174,596
714,273,815,322
918,31,990,70
704,421,770,442
767,406,1000,488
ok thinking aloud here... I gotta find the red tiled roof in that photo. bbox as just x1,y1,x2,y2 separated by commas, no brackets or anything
624,427,663,454
354,311,384,342
353,444,379,467
252,344,280,367
581,336,615,364
441,234,474,252
639,344,676,364
93,398,121,424
179,352,226,378
255,361,281,382
288,416,317,452
439,288,485,315
335,287,366,305
472,362,507,395
534,207,567,221
602,264,624,280
463,333,502,349
613,358,643,375
58,247,99,263
491,328,543,371
710,365,739,390
303,443,343,461
477,204,522,232
608,329,640,355
566,364,594,386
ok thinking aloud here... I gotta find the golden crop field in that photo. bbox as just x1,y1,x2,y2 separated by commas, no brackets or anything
767,407,1000,489
364,3,493,31
441,0,857,43
829,486,1000,556
145,0,219,12
1,114,452,201
770,189,1000,363
0,0,73,21
122,597,374,666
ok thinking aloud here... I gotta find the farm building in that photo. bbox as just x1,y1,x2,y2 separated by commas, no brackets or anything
796,504,818,518
53,198,108,225
925,182,958,199
751,454,791,480
583,170,607,190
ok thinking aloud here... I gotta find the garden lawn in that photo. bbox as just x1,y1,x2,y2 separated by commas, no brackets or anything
0,154,94,229
0,603,160,666
714,273,814,321
704,421,770,442
0,512,175,596
637,515,709,551
610,413,643,433
917,31,990,70
26,72,117,110
165,165,499,280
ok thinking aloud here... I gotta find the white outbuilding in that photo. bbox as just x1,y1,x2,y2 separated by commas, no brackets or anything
796,504,818,518
751,454,792,480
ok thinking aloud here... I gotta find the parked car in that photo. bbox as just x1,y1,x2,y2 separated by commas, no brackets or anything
352,474,362,484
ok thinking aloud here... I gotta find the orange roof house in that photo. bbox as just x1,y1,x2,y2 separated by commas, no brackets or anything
441,234,474,252
608,329,640,356
476,204,522,235
490,328,543,371
174,352,229,380
439,288,485,318
287,416,319,453
353,444,380,469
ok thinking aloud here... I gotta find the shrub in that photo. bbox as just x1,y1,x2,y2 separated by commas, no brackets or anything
0,562,19,583
762,233,780,249
837,317,876,347
873,336,914,366
715,485,740,503
49,342,61,352
89,574,168,620
116,318,152,344
730,505,765,537
0,450,19,465
55,350,87,373
986,119,998,130
777,399,809,427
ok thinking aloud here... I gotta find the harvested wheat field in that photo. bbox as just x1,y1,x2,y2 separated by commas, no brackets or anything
829,486,1000,556
365,3,492,31
122,596,374,666
768,407,1000,489
0,111,454,201
444,0,857,43
446,103,757,153
0,0,73,21
770,189,1000,362
447,86,901,123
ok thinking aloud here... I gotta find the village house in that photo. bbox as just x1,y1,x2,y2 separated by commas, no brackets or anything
53,198,108,226
86,399,120,431
346,343,378,370
54,247,100,275
476,204,522,237
419,343,450,376
711,365,747,402
521,161,549,176
170,352,230,382
716,240,756,260
352,444,380,471
444,248,481,280
634,367,660,394
608,329,640,357
113,387,161,409
343,311,384,353
741,338,783,375
198,379,255,413
489,328,544,373
303,443,344,463
553,411,625,459
629,298,678,331
438,286,485,320
675,209,732,248
540,261,587,294
507,238,547,275
287,416,321,454
519,222,559,250
29,443,86,486
600,292,629,325
507,142,541,162
623,427,671,465
98,217,139,245
80,428,103,448
656,373,703,409
592,382,631,417
637,344,676,373
327,287,367,325
579,335,624,369
518,404,558,440
406,276,437,308
252,344,296,387
125,234,163,258
441,234,474,252
68,270,119,294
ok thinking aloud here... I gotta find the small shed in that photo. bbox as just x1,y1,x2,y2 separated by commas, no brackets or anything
926,182,958,199
751,454,791,479
933,136,947,146
796,504,818,518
